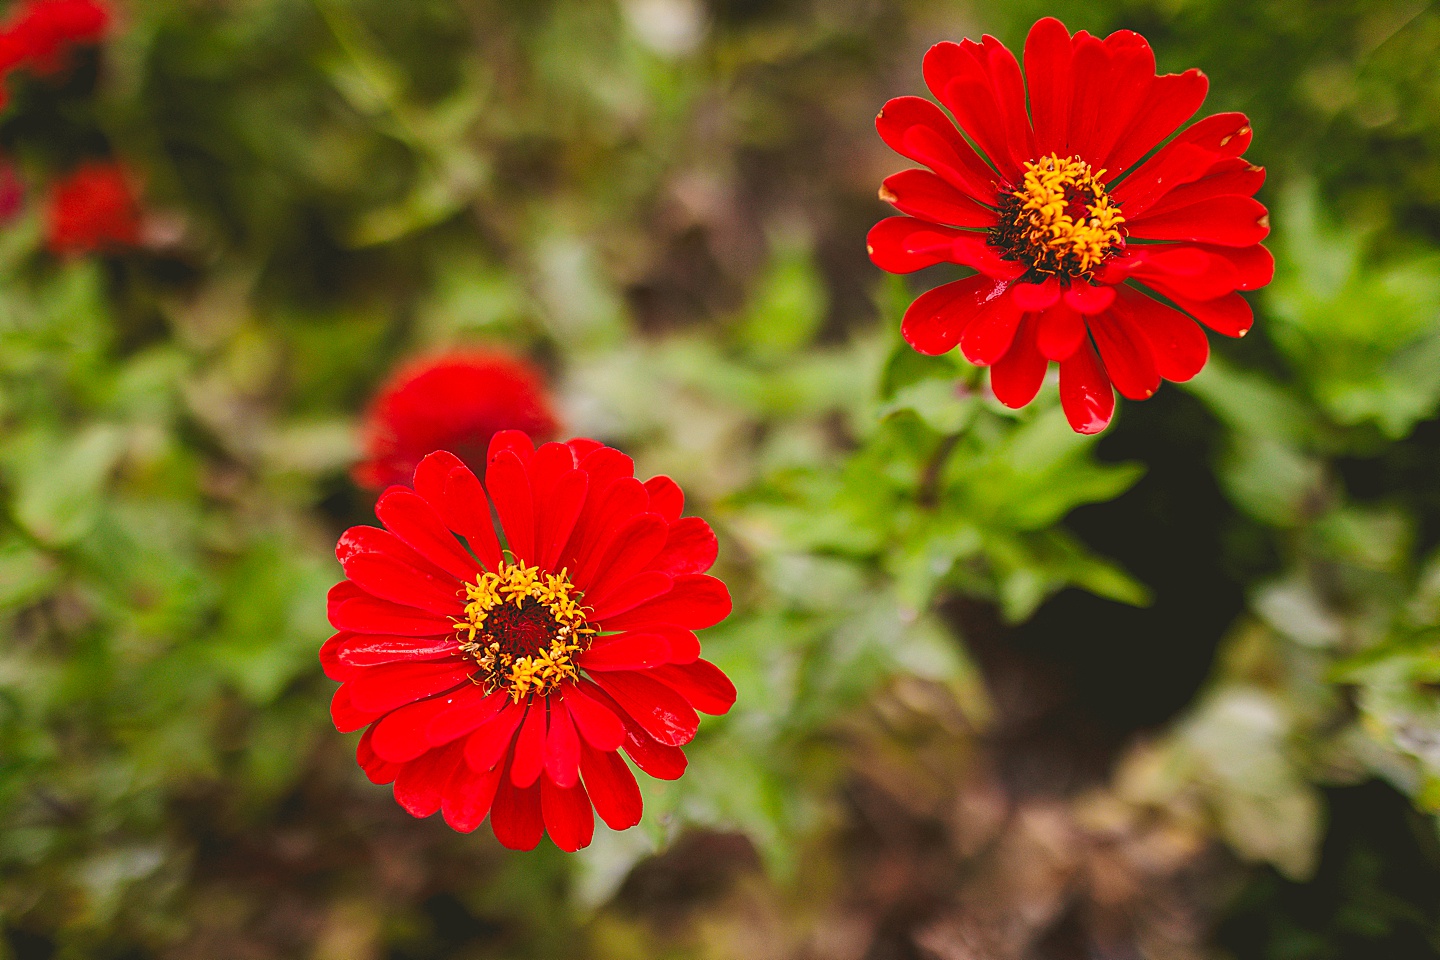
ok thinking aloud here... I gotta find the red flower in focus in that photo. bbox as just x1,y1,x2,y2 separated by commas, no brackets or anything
868,17,1272,434
45,161,141,255
324,432,735,851
0,0,109,77
355,351,560,491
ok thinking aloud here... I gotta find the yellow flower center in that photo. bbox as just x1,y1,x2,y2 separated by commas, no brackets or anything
991,154,1126,279
455,560,594,702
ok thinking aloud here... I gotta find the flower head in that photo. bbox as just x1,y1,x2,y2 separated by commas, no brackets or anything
354,351,559,491
0,0,109,76
868,17,1272,434
45,161,141,255
324,432,735,851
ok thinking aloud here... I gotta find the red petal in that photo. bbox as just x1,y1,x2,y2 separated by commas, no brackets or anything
535,468,588,572
540,775,594,852
462,698,526,771
1037,301,1087,361
642,475,684,523
880,169,997,228
1170,112,1254,160
1198,243,1274,291
1058,339,1116,434
587,572,674,623
651,659,737,716
1024,17,1074,156
1126,195,1270,247
1111,142,1218,217
1112,287,1210,383
341,554,460,616
980,34,1036,164
346,659,471,714
412,450,466,510
331,684,377,733
489,761,544,851
900,275,1007,357
486,429,535,465
579,632,673,671
580,742,643,831
1063,280,1116,315
959,288,1024,366
561,477,650,577
544,695,582,788
329,632,457,668
1089,310,1160,401
590,671,700,747
866,216,965,274
1010,277,1060,311
1066,33,1112,164
1104,246,1240,301
1139,161,1266,219
425,687,507,747
510,698,548,788
926,42,1022,177
485,450,535,564
600,574,731,632
989,314,1048,409
575,511,668,597
393,742,464,818
1086,31,1159,168
660,628,701,664
442,465,503,570
372,692,475,763
565,681,627,751
441,759,503,833
320,632,360,681
330,595,454,636
357,725,401,785
1159,288,1255,338
1103,70,1210,175
577,445,636,489
876,95,1000,205
376,489,482,582
648,516,718,577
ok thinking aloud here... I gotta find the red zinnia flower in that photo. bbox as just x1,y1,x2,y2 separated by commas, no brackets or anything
324,432,735,851
45,161,141,255
354,351,560,491
0,0,109,76
868,17,1272,434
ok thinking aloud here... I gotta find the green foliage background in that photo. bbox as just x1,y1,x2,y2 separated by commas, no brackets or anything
2,0,1440,957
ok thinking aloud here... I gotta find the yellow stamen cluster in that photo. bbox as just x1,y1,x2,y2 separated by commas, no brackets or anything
997,154,1126,277
456,560,593,702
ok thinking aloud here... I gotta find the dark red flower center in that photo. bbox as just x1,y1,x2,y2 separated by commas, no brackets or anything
989,154,1126,280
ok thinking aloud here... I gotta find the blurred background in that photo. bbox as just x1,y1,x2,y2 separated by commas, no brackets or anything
2,0,1440,957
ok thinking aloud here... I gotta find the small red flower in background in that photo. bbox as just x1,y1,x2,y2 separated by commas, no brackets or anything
325,432,735,851
355,351,560,491
868,17,1272,434
0,0,109,81
45,161,141,255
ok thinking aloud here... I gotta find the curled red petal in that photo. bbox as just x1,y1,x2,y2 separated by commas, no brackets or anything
441,758,503,833
1058,339,1116,435
1112,286,1210,383
510,698,548,788
490,759,544,851
580,742,643,831
647,516,718,577
540,775,594,852
1089,309,1160,401
989,314,1048,409
1037,301,1087,362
